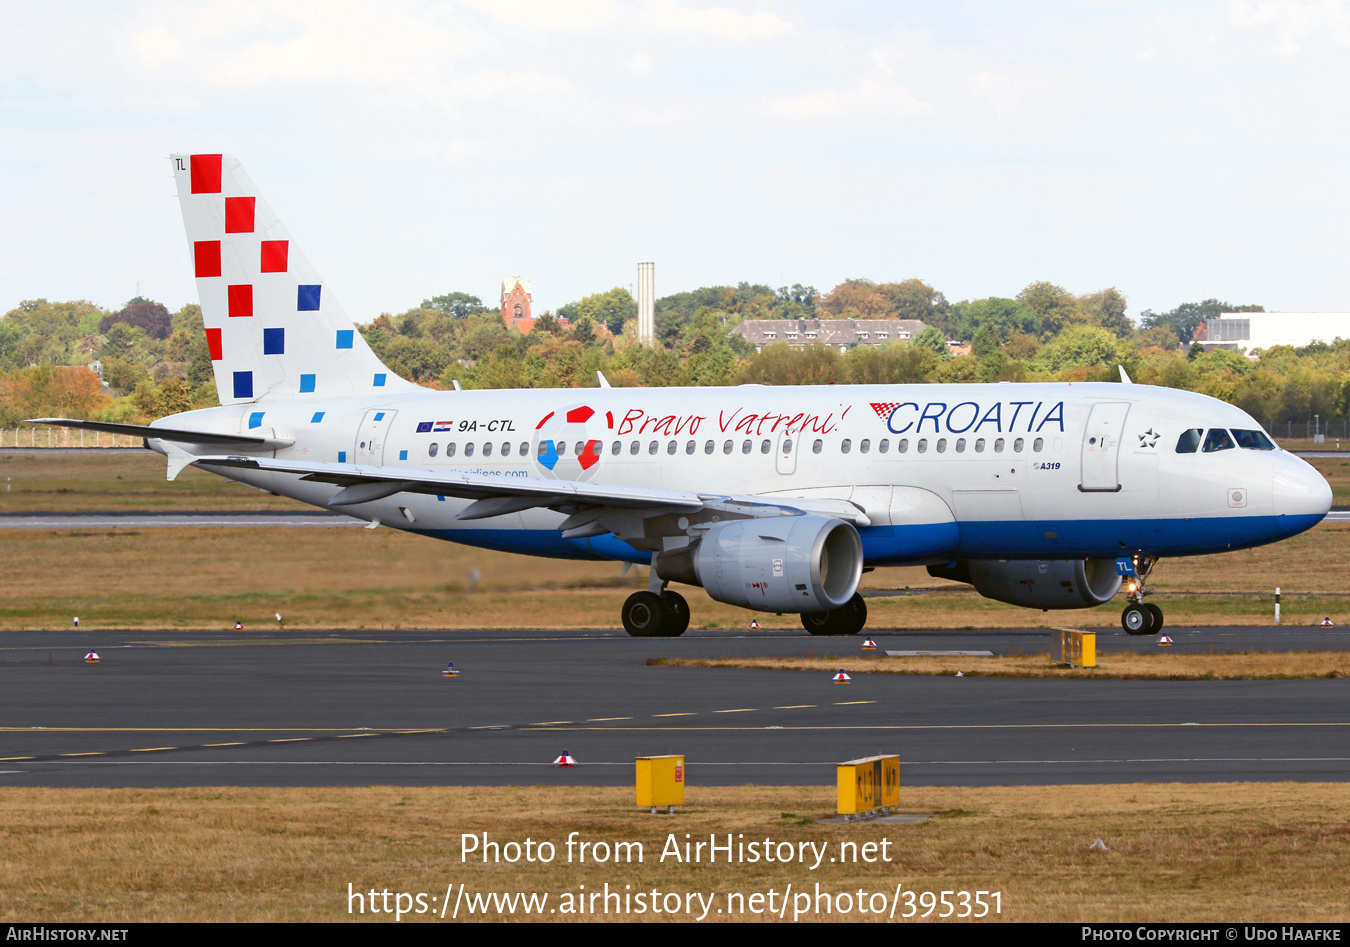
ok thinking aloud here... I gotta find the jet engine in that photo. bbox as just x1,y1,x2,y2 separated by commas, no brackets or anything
928,559,1122,609
654,515,863,613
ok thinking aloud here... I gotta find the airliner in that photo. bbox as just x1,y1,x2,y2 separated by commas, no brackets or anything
31,154,1333,637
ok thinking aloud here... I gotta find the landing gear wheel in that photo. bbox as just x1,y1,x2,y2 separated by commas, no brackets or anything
800,593,869,636
622,591,668,637
1145,603,1164,635
659,590,689,637
1122,603,1155,636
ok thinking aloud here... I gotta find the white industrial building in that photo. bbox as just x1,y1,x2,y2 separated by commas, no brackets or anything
1204,312,1350,352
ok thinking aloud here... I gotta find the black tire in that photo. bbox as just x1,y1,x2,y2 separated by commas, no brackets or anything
1122,603,1154,635
837,593,868,635
659,590,690,637
622,591,668,637
1145,603,1164,635
801,611,836,635
801,594,868,636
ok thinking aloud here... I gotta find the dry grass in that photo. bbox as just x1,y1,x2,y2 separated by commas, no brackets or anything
0,451,295,512
647,651,1350,680
3,451,1349,630
5,522,1350,631
0,784,1346,922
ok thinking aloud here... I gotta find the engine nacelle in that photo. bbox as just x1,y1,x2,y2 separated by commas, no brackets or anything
928,559,1122,609
655,515,863,613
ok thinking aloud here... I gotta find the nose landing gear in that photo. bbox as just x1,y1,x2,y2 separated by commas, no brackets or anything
1120,556,1163,635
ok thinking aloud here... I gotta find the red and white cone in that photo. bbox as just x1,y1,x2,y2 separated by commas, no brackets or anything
1157,635,1173,646
442,662,458,678
861,638,877,650
832,669,851,683
84,651,100,664
553,750,578,768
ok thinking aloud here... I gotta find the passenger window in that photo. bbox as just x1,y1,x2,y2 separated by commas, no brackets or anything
936,438,947,453
704,440,714,454
723,440,733,454
536,442,546,457
955,438,966,453
556,441,566,456
465,442,475,457
1176,429,1201,453
974,438,985,453
649,441,659,455
612,441,621,455
1232,429,1276,450
783,438,793,455
482,442,493,457
898,439,908,453
1013,438,1024,452
760,439,771,454
685,440,696,455
501,442,511,457
519,442,528,456
742,439,752,454
813,439,823,454
631,440,640,455
878,438,889,453
575,441,585,456
859,439,871,454
917,438,928,453
428,442,439,458
993,438,1004,453
1033,437,1043,452
841,439,852,454
1203,429,1235,453
667,440,677,455
446,443,456,457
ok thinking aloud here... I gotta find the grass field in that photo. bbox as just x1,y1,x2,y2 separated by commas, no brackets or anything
1,783,1346,922
649,651,1350,679
2,449,1348,631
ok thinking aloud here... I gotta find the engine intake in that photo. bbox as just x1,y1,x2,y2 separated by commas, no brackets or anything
928,559,1122,609
655,515,863,613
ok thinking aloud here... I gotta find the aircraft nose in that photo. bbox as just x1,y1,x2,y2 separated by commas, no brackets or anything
1273,456,1332,521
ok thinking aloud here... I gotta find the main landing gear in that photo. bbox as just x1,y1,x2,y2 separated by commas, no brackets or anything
800,593,868,636
1120,556,1164,636
621,589,690,638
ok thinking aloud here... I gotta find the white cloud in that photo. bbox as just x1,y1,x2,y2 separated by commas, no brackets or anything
459,0,619,32
771,77,931,121
629,51,654,73
645,1,791,40
1230,0,1350,53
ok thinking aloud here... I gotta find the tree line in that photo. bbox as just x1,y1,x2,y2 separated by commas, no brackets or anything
3,277,1333,438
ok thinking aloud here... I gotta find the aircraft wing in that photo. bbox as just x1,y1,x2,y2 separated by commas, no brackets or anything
191,454,868,549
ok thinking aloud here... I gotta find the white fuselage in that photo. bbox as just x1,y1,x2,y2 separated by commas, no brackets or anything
154,381,1331,566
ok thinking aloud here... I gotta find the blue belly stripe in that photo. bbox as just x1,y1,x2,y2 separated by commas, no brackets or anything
407,512,1325,565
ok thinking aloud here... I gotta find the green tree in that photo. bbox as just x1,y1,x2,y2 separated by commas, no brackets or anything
913,326,950,358
1034,325,1130,373
1078,288,1132,338
738,343,848,386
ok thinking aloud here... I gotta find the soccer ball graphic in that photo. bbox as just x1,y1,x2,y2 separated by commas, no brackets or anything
531,404,613,481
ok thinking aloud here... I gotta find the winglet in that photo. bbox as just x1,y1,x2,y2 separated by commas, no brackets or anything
597,371,611,389
1118,365,1133,385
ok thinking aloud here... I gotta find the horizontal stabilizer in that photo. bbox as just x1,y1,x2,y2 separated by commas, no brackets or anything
26,418,294,450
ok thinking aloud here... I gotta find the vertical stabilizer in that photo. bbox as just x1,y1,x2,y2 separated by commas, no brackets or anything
171,153,416,405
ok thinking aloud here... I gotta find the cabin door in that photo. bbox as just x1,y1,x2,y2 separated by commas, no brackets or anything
1079,402,1129,492
354,409,397,465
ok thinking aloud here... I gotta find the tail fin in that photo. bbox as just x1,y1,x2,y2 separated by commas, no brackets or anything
171,153,417,405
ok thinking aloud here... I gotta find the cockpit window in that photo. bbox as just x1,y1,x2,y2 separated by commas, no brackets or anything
1202,428,1235,453
1231,429,1276,450
1176,429,1202,453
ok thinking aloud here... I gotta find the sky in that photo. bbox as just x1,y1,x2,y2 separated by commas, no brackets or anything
3,0,1350,325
